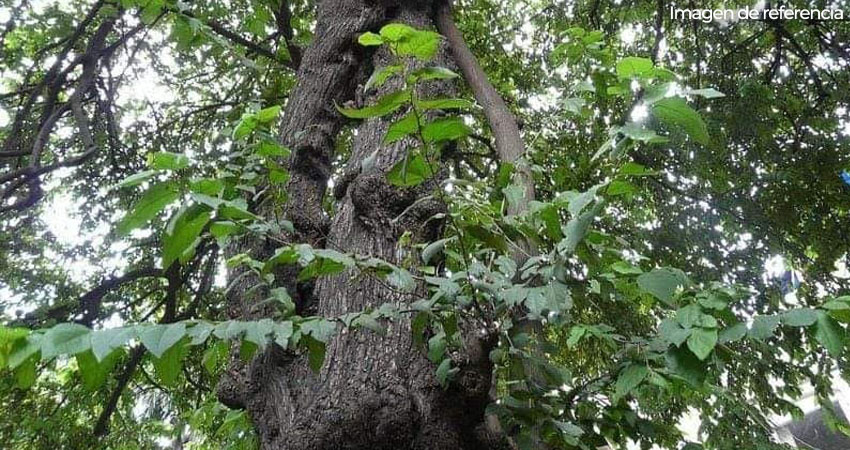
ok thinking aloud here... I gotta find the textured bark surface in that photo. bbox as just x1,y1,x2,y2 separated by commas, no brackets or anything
219,1,508,448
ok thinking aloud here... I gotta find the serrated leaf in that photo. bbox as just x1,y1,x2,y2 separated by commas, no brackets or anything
815,310,846,357
139,323,186,358
8,334,41,369
189,178,224,196
614,364,648,400
436,358,453,387
781,308,818,327
305,336,326,373
719,322,747,343
300,319,336,344
41,323,91,360
387,153,436,187
422,117,472,143
559,202,603,253
688,88,725,99
77,349,122,391
337,90,410,119
15,356,37,389
116,170,159,189
203,340,229,375
384,113,418,144
748,315,780,340
427,333,446,363
387,267,415,292
687,328,718,360
152,337,188,386
417,98,475,111
147,152,190,170
116,182,180,236
665,345,706,386
652,97,710,145
637,268,689,305
365,65,402,91
162,205,211,268
409,67,458,82
422,238,451,264
659,318,691,346
91,327,135,361
358,32,383,46
616,56,654,79
256,105,281,123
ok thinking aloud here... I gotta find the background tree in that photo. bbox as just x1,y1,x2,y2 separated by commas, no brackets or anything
0,0,848,449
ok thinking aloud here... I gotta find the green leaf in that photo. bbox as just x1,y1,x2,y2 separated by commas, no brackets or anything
233,114,258,140
417,98,476,111
8,335,41,369
337,90,410,119
189,178,224,196
687,328,718,360
719,322,748,343
637,268,689,305
116,170,159,188
116,182,180,236
651,97,710,145
384,113,418,144
41,323,91,360
815,310,846,357
378,24,441,60
358,32,383,46
15,356,37,389
559,202,603,253
781,308,819,327
409,67,459,82
503,184,525,212
387,267,415,292
619,123,667,143
607,180,636,196
202,340,229,374
427,333,446,363
210,221,238,240
659,318,691,346
256,140,290,158
162,205,211,268
435,358,454,387
610,261,642,275
76,349,122,391
616,57,654,79
387,153,436,187
665,345,706,386
614,364,649,400
422,238,452,264
619,162,654,177
300,319,337,344
256,105,281,123
422,117,472,143
365,65,403,91
147,152,190,170
152,338,188,386
91,327,135,361
274,321,294,347
186,321,214,345
304,336,326,373
139,323,186,358
748,315,780,340
676,304,703,329
688,88,726,99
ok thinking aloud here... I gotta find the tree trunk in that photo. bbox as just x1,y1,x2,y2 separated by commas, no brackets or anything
218,1,507,448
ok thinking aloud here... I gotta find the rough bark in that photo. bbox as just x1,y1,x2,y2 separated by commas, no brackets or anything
219,1,507,448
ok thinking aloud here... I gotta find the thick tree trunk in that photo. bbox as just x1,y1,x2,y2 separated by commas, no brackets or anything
219,1,507,448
